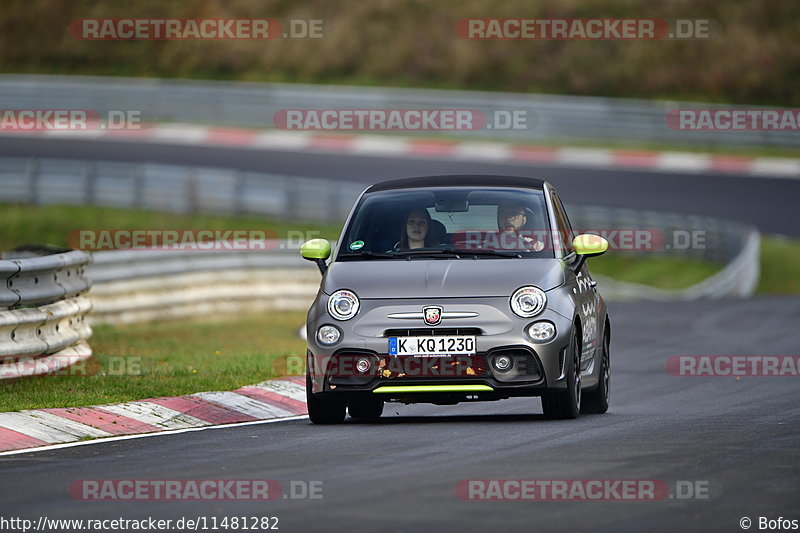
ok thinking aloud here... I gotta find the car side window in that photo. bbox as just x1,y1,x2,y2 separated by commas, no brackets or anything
550,190,575,255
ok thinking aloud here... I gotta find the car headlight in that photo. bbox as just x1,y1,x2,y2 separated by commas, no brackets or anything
317,325,341,345
527,321,556,342
510,286,546,318
327,290,360,321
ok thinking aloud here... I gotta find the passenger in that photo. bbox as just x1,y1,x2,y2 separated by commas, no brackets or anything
496,201,545,251
397,209,439,249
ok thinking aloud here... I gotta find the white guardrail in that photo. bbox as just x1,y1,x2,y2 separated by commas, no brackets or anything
0,248,93,379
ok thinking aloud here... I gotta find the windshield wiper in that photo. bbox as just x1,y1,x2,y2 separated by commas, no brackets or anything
455,249,524,258
340,249,523,260
391,249,462,259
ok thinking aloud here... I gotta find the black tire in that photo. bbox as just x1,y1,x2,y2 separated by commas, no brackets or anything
542,327,581,420
306,373,346,424
348,397,384,420
581,331,610,414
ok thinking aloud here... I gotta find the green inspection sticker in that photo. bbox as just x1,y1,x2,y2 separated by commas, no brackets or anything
349,240,365,250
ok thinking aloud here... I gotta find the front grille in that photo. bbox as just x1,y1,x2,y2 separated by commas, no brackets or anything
384,327,483,337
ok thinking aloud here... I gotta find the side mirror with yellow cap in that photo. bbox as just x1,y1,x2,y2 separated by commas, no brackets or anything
573,234,609,257
300,238,331,275
571,233,609,273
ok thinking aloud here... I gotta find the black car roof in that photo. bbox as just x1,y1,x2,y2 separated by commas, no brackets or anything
366,175,546,193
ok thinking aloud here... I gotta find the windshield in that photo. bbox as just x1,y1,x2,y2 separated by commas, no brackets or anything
337,187,556,260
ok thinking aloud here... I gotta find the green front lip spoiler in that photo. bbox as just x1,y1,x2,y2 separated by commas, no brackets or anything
372,384,494,394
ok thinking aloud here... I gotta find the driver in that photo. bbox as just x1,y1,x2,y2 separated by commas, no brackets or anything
496,201,545,252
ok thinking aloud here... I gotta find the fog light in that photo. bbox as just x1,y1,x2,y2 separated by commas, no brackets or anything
317,325,341,345
493,355,513,372
528,321,556,342
355,357,371,373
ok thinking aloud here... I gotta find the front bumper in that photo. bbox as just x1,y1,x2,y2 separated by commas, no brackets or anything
306,296,574,400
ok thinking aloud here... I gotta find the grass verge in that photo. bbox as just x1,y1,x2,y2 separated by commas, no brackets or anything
0,203,342,252
0,311,307,412
588,254,723,290
758,236,800,294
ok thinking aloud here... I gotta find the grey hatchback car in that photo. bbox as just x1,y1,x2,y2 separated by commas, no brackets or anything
300,175,611,423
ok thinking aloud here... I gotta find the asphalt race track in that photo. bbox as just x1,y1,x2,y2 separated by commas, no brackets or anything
1,136,799,236
1,136,798,532
2,297,799,532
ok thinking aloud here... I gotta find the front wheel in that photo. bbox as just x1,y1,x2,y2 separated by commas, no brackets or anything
581,332,610,414
306,373,346,424
541,327,581,420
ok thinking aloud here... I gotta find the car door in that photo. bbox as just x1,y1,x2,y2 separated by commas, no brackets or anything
551,189,599,371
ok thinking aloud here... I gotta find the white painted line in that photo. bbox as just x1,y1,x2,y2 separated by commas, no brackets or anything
351,135,410,155
252,379,306,402
750,158,800,178
251,130,312,150
453,142,511,161
556,148,614,167
101,402,209,430
193,391,295,419
0,415,309,457
151,124,210,143
0,411,111,442
655,152,712,172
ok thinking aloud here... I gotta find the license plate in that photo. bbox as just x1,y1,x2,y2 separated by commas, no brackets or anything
388,336,477,356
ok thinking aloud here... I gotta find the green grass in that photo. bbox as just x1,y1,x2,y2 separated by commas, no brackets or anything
758,236,800,294
0,203,342,252
588,254,723,290
0,311,307,412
